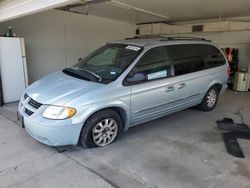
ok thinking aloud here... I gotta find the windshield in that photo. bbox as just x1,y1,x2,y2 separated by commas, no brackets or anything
64,43,142,83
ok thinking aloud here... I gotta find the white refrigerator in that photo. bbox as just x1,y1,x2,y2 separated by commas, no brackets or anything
0,37,28,103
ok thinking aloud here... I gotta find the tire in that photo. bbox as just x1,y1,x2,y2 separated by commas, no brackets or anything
199,86,219,111
79,109,123,148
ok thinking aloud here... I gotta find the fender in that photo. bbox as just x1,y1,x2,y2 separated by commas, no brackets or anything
72,100,131,131
205,79,223,95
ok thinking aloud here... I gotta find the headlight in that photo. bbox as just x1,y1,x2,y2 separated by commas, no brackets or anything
42,106,76,120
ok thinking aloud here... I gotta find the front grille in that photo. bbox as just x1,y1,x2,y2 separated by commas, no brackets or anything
20,94,43,117
25,108,34,116
28,98,42,109
24,93,28,100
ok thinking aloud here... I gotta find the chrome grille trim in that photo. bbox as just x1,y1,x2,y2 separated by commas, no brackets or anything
24,93,28,100
20,93,43,117
25,108,34,116
28,98,42,109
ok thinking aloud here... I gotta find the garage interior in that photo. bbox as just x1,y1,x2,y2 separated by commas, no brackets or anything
0,0,250,187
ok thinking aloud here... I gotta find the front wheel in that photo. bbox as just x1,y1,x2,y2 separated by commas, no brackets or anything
199,86,219,111
79,109,123,148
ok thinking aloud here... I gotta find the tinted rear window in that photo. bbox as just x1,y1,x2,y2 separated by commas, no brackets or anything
167,44,225,76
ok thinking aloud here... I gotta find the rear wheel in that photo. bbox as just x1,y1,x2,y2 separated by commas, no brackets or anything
79,109,123,148
199,86,219,111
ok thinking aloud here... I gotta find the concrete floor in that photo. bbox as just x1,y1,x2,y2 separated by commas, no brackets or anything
0,91,250,188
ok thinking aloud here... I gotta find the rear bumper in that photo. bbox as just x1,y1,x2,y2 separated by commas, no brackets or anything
220,83,228,95
22,116,82,146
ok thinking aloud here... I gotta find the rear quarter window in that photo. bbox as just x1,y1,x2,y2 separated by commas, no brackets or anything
167,44,225,76
201,45,226,69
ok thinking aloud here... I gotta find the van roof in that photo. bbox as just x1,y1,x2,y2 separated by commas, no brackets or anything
110,36,212,47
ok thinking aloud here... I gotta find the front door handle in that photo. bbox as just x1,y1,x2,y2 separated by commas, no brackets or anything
165,85,175,92
176,83,186,89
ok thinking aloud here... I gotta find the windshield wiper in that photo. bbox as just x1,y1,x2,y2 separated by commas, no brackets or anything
71,67,102,82
63,68,90,81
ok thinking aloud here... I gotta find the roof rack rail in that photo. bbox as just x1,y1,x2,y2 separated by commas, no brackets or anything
125,35,210,42
124,35,163,40
159,36,210,41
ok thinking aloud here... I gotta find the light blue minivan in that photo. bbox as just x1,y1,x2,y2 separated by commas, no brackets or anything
18,36,229,147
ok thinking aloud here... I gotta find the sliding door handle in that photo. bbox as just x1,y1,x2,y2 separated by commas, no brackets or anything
165,85,175,92
176,83,186,89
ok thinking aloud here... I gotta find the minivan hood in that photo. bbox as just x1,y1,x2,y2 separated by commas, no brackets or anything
25,71,102,106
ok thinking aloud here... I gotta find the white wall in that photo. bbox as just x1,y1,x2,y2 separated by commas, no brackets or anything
0,9,136,83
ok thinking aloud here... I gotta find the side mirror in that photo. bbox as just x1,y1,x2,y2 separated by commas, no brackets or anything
126,73,146,83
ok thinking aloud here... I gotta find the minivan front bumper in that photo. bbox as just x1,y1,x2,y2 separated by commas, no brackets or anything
18,93,83,146
22,117,82,146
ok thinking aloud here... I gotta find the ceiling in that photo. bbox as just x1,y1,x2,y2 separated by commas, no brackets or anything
2,0,250,24
63,0,250,24
0,0,79,22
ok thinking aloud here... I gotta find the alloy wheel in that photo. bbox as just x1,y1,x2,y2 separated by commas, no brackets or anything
92,118,118,147
207,89,217,108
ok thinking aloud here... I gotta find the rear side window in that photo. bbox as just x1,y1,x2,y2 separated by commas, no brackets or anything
202,45,226,69
167,44,225,76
